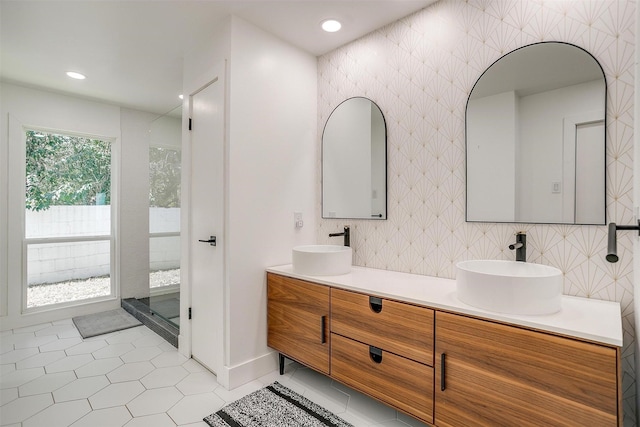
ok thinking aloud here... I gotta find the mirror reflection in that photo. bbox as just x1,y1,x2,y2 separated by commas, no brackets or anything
147,105,182,328
322,97,387,220
466,42,606,225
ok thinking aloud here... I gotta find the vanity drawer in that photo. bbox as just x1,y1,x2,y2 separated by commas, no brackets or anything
331,288,434,365
331,333,434,424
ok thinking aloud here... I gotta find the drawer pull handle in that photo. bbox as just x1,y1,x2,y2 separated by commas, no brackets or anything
441,353,446,391
369,346,383,363
369,296,383,313
321,316,327,344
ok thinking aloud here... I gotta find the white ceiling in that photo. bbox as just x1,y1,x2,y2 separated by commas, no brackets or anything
1,0,434,115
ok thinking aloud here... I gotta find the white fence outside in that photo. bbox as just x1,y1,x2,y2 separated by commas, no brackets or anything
26,206,180,285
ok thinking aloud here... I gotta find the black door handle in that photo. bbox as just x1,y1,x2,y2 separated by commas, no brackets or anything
198,236,217,246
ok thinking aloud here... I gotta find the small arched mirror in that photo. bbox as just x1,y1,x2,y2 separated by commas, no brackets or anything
322,97,387,220
466,42,606,224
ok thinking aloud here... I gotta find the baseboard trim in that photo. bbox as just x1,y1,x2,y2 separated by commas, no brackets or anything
219,351,279,390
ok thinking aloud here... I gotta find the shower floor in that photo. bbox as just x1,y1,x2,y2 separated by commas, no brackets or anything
145,292,180,326
121,294,179,347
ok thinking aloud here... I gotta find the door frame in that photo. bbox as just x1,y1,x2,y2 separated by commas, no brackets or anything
179,60,228,383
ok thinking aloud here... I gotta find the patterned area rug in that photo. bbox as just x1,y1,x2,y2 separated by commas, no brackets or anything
204,382,353,427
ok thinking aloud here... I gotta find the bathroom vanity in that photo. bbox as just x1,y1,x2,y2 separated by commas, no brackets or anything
266,266,622,426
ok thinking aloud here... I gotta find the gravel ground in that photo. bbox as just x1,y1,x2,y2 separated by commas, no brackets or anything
27,269,180,308
150,269,180,288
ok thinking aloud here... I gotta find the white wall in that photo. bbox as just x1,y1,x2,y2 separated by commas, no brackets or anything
226,16,317,380
466,91,517,221
0,83,153,329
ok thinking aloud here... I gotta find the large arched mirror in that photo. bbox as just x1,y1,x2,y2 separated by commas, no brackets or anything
322,97,387,220
466,42,606,225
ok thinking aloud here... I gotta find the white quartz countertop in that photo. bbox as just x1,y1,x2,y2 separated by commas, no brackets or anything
266,264,623,347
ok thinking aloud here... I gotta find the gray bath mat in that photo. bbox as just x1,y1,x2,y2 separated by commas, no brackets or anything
73,308,142,338
204,381,353,427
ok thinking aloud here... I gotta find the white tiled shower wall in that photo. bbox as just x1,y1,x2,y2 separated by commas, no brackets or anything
317,0,636,423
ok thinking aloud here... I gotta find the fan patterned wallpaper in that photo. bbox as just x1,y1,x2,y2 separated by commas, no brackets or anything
317,0,636,423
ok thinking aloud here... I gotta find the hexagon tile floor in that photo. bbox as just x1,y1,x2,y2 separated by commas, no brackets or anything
1,319,429,427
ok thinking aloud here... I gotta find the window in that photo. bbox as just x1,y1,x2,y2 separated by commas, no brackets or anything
24,130,113,309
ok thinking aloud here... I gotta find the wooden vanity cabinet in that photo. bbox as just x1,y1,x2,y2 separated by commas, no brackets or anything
435,311,621,427
266,273,330,374
266,272,621,426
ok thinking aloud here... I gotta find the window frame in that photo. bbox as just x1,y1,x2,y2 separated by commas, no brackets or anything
21,127,118,313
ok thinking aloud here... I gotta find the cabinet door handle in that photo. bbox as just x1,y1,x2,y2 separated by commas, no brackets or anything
441,353,446,391
369,296,383,313
369,346,383,363
321,315,327,344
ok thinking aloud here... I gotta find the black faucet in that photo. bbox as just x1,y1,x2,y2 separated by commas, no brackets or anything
606,221,640,263
329,226,350,247
509,232,526,262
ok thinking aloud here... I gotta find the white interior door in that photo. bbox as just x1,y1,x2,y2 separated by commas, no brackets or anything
189,76,224,374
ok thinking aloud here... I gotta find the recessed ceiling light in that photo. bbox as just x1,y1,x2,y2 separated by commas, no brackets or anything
66,71,86,80
321,19,342,33
179,94,184,100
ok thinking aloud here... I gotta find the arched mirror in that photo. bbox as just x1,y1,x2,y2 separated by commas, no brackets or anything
322,97,387,220
466,42,606,224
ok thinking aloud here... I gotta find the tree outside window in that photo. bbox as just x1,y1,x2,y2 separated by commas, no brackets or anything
25,130,111,211
149,147,181,208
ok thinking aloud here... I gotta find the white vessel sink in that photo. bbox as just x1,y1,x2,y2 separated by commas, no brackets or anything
292,245,352,276
456,260,563,315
